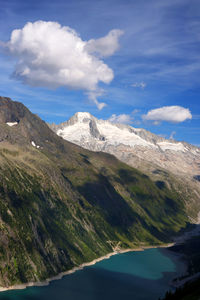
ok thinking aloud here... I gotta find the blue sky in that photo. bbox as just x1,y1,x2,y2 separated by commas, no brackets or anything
0,0,199,145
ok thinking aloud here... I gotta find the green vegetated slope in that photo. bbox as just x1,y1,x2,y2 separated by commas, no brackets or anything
0,97,189,287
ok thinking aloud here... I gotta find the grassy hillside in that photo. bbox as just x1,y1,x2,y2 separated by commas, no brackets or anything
0,97,189,287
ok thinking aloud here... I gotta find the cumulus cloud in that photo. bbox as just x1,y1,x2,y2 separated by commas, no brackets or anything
142,106,192,123
108,113,133,124
131,82,146,89
108,109,140,124
4,21,123,109
169,131,176,139
85,29,124,57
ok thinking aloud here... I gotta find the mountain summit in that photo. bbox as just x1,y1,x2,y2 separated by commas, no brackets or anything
50,112,200,179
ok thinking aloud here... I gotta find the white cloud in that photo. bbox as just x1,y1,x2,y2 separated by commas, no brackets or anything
87,90,107,110
85,29,124,57
108,109,140,124
142,106,192,123
132,109,140,115
4,21,123,109
131,82,146,89
169,131,176,139
108,113,133,124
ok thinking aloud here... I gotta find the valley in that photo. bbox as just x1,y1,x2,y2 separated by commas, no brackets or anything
0,96,194,289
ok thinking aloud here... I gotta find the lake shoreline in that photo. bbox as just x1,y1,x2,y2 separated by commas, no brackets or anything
0,242,174,293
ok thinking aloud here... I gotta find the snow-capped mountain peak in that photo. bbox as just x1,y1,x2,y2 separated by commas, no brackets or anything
50,112,200,179
74,112,93,122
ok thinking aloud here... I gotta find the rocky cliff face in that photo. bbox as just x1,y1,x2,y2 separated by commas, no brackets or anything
50,112,200,219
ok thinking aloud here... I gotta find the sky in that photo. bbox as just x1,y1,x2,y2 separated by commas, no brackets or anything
0,0,199,145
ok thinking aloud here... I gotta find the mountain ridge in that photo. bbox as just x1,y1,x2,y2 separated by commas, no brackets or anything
49,111,200,220
50,111,197,148
0,96,191,287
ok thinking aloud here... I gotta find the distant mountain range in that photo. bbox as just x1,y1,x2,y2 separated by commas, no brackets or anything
0,96,197,289
50,112,200,221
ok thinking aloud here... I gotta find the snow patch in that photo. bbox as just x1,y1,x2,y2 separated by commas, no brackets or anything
31,141,40,148
57,122,91,142
97,122,156,148
6,122,18,127
158,141,186,152
76,112,92,122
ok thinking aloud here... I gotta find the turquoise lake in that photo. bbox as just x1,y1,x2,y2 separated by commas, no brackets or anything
0,248,185,300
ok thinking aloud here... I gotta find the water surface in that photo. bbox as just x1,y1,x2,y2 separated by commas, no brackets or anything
0,248,185,300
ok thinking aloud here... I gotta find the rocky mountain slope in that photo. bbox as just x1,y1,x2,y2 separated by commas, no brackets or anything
50,112,200,219
0,97,190,288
